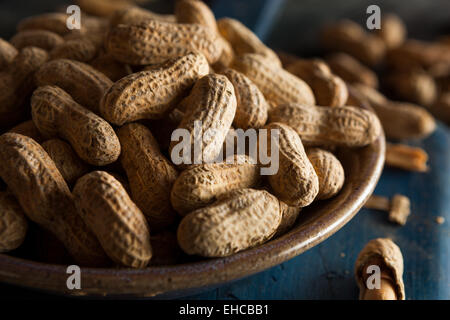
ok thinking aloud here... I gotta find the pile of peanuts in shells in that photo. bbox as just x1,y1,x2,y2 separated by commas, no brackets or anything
0,0,448,271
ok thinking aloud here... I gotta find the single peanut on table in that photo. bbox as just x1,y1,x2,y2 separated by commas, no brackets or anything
0,133,108,266
177,188,282,257
355,238,405,300
73,171,152,268
0,191,28,253
31,85,121,166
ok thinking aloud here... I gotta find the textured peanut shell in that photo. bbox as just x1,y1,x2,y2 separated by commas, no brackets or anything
50,39,99,63
9,120,44,143
0,47,48,127
0,133,108,266
73,171,152,268
100,52,209,125
269,103,381,147
353,84,436,140
35,59,113,114
306,148,345,200
274,201,301,237
105,20,223,65
170,74,237,164
355,238,405,300
384,70,437,107
0,192,28,253
177,188,282,257
31,85,121,166
171,155,261,215
217,18,281,67
232,54,315,108
287,59,348,107
0,38,17,70
18,13,83,35
264,122,319,207
326,52,378,88
111,6,176,25
321,20,386,66
90,50,132,82
42,139,90,185
221,68,269,129
118,123,178,230
10,30,64,51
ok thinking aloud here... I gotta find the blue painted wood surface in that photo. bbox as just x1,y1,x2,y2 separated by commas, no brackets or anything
186,0,450,300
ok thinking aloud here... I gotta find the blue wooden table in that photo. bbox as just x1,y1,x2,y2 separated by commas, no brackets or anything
185,0,450,300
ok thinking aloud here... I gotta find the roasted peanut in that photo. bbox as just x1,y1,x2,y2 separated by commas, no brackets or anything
217,17,281,66
0,133,108,266
386,143,428,172
111,6,176,25
232,53,315,108
262,122,319,207
374,13,407,49
0,191,28,253
268,103,381,147
384,70,437,107
17,13,80,35
0,38,17,70
221,68,269,129
9,120,44,143
42,139,90,185
10,30,64,51
100,52,209,125
73,171,152,268
386,40,450,71
105,20,223,65
0,47,48,128
326,52,379,88
355,238,405,300
171,155,260,215
170,73,236,165
50,38,99,63
353,83,436,140
274,201,301,237
306,148,345,200
321,20,386,66
175,0,234,69
31,85,121,166
389,194,410,226
89,50,133,82
118,123,178,230
177,188,282,257
35,59,113,114
287,58,348,107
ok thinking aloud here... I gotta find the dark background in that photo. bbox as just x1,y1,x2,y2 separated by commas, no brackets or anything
0,0,449,300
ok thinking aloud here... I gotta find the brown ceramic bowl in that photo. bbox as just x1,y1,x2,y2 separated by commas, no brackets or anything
0,127,385,298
